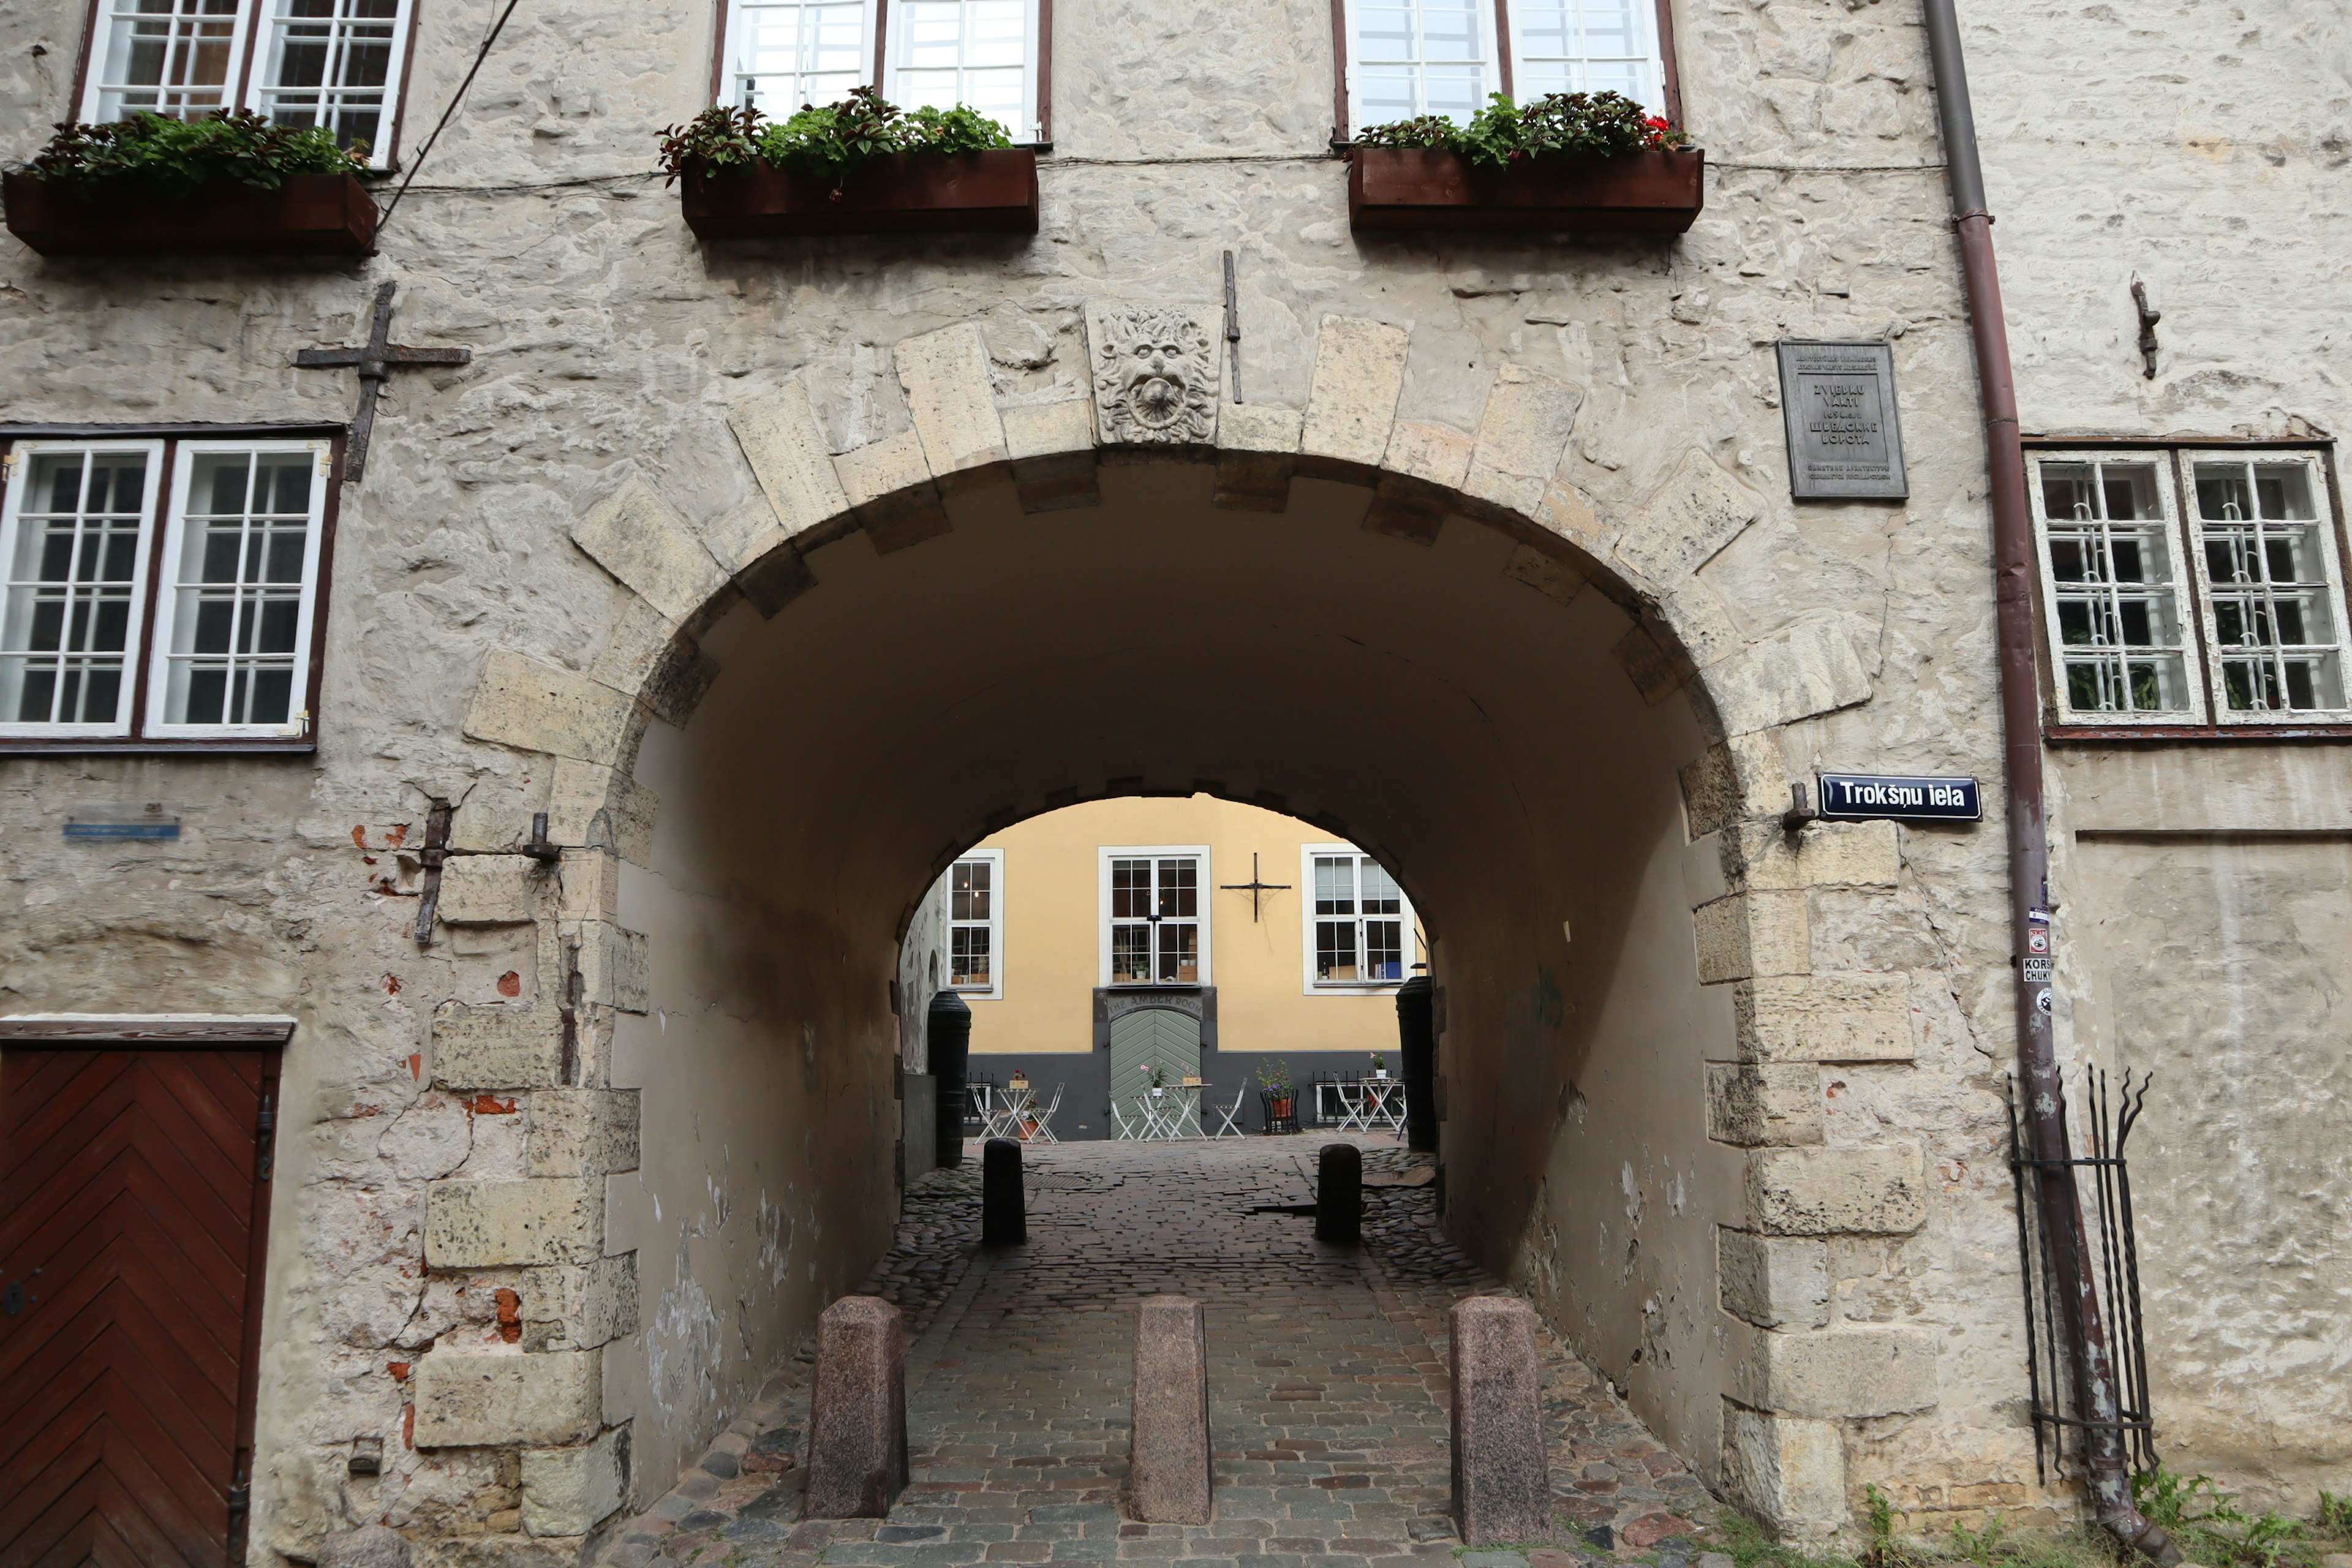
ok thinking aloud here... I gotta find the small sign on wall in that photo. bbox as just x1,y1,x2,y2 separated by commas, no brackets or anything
1776,340,1909,500
1816,773,1982,823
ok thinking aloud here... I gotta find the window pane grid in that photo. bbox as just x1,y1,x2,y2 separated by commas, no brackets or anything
255,0,405,154
947,856,997,989
731,0,871,115
1352,0,1491,129
1310,853,1410,984
92,0,243,120
2035,460,2195,717
1513,0,1657,108
1109,854,1200,985
161,451,314,729
2,451,151,730
892,0,1030,138
2192,459,2349,715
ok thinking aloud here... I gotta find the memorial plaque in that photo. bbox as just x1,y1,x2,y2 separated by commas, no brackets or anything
1776,340,1908,500
1816,773,1981,823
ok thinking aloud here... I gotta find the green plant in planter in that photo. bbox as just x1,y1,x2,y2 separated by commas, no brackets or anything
658,88,1012,195
1356,90,1688,167
1254,1057,1293,1096
1145,1061,1169,1090
23,110,368,198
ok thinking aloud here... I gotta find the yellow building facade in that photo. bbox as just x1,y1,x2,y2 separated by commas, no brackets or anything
922,797,1420,1136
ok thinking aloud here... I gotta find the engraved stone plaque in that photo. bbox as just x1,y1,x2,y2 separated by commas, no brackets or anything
1084,303,1223,447
1776,340,1908,500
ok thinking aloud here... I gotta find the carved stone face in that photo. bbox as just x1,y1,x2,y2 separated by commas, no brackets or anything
1085,304,1218,445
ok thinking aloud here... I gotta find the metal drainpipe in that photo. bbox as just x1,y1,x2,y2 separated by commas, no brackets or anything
1919,5,2180,1561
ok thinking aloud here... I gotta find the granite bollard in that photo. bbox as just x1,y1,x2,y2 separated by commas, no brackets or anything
805,1295,908,1517
982,1135,1027,1245
1129,1294,1213,1523
1450,1295,1553,1545
1316,1141,1361,1244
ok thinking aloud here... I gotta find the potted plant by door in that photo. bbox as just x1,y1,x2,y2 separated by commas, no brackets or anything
1348,91,1702,236
4,110,379,257
1370,1053,1389,1080
1256,1058,1295,1133
1146,1063,1168,1099
661,88,1038,239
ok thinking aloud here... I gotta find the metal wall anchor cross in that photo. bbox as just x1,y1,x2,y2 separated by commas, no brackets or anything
293,279,472,483
1219,851,1291,922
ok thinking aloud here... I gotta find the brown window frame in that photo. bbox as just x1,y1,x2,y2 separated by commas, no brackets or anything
66,0,426,169
2023,435,2352,745
1329,0,1683,143
710,0,1056,144
0,422,346,758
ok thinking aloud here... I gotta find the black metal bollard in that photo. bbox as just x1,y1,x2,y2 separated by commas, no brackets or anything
927,990,972,1169
982,1136,1027,1245
1315,1142,1361,1245
1395,976,1438,1152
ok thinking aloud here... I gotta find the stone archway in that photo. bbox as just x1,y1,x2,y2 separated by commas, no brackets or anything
413,311,1932,1550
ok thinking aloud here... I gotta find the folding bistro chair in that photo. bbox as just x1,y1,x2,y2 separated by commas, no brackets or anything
1111,1098,1143,1139
1208,1082,1248,1139
1025,1084,1062,1143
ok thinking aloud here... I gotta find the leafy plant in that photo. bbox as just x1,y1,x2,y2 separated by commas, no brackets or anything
1370,1052,1386,1072
2133,1466,2318,1568
24,110,367,197
1255,1057,1292,1095
1145,1061,1168,1090
1355,90,1688,167
657,88,1012,194
2318,1493,2352,1544
1863,1485,1916,1568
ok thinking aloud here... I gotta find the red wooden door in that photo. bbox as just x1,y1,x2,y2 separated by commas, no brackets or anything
0,1046,279,1568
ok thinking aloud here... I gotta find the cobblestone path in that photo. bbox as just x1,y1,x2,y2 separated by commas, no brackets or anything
600,1137,1719,1568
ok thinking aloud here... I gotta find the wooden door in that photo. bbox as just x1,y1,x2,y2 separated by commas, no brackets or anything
1109,1008,1203,1101
0,1044,280,1568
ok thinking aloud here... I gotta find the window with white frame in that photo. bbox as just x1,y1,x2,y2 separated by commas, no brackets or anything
0,434,336,747
1102,849,1207,986
2029,447,2352,728
944,850,1002,997
718,0,1042,141
78,0,417,165
1340,0,1667,137
1302,846,1417,990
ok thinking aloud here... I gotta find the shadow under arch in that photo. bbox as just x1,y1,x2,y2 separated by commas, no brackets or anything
584,447,1764,1504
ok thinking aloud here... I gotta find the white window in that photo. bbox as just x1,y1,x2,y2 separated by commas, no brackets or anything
1507,0,1663,111
0,435,334,748
1301,846,1417,991
1100,848,1209,987
944,850,1003,998
78,0,417,167
886,0,1038,141
1344,0,1494,134
725,0,875,116
1,443,161,737
1343,0,1668,135
2029,447,2352,731
2182,451,2351,722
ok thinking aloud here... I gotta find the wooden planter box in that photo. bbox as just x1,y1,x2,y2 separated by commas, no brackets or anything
1349,146,1704,236
681,149,1039,239
2,170,378,257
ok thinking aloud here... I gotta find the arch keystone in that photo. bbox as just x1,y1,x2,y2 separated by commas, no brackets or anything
1212,404,1300,511
1300,316,1409,472
1615,450,1763,586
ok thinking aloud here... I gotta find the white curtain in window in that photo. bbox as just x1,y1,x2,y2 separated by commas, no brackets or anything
1348,0,1491,132
1509,0,1662,111
888,0,1035,139
729,0,873,115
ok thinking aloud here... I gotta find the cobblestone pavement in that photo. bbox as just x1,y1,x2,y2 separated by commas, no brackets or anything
598,1137,1721,1568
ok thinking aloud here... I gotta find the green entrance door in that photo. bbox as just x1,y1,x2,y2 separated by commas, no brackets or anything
1108,1008,1202,1101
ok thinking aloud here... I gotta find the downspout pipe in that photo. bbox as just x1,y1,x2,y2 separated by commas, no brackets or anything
1918,6,2180,1561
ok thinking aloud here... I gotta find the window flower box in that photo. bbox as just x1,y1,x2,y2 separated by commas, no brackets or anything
2,170,378,258
1348,146,1703,236
679,148,1038,240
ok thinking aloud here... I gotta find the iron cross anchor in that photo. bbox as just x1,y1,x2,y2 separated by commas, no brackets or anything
293,279,471,483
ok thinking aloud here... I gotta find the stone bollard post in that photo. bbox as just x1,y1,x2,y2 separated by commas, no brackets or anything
1449,1295,1553,1545
1129,1295,1213,1523
805,1295,909,1518
982,1136,1027,1245
1315,1142,1361,1245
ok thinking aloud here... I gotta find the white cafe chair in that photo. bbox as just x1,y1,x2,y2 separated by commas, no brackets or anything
1025,1084,1062,1143
1209,1083,1247,1139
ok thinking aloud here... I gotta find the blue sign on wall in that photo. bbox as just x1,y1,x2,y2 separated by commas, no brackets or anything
1816,774,1982,823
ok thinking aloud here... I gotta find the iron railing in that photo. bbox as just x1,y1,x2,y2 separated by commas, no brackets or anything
2005,1068,2159,1483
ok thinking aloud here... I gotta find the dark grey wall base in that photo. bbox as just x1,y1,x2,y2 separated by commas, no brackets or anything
964,1046,1396,1142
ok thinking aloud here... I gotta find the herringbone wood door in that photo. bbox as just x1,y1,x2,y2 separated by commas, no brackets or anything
0,1047,277,1568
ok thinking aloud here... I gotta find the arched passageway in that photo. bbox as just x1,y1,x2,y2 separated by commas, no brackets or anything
601,454,1742,1498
